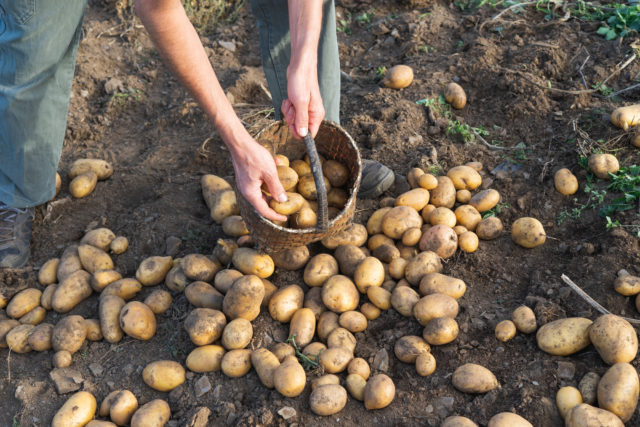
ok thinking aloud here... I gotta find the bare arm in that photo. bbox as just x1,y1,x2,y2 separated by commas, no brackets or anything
134,0,287,221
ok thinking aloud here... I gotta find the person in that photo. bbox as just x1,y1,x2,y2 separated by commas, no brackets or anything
0,0,393,269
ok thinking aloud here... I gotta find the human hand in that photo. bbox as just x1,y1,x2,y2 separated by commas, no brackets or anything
229,140,288,222
282,62,325,139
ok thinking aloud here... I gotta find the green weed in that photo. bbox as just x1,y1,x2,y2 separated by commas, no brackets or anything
337,11,352,34
482,202,510,218
355,8,376,25
182,0,245,33
376,66,387,80
287,335,320,371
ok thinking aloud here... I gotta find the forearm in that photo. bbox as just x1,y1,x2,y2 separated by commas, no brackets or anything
134,0,248,154
288,0,323,69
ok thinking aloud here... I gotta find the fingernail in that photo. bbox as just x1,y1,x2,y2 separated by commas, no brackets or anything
277,193,288,203
298,127,308,137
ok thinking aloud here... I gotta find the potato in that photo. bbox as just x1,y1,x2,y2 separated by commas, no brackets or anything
318,312,340,341
367,287,392,311
246,348,281,389
232,248,274,278
274,356,306,397
303,342,327,359
271,343,295,362
495,320,517,342
110,390,138,426
319,346,353,373
220,348,252,378
110,237,129,255
53,350,72,368
57,245,83,283
487,413,532,427
212,269,242,294
381,206,423,239
397,242,418,260
69,171,97,198
565,404,624,427
452,363,499,393
289,308,316,347
298,173,331,200
598,363,639,421
382,64,413,89
588,153,620,179
38,258,60,285
554,168,579,195
511,217,546,248
185,281,223,310
52,270,92,313
310,384,348,416
611,104,640,130
352,256,385,294
91,269,123,292
268,165,299,192
536,317,593,356
579,372,600,405
589,314,638,364
388,257,408,280
144,290,172,314
367,207,393,235
391,286,420,317
418,173,438,190
85,318,103,341
447,166,480,192
456,189,471,204
100,295,125,343
322,223,367,249
288,160,310,178
142,360,185,391
406,167,424,188
55,172,62,197
419,273,466,299
429,207,457,228
181,254,221,283
201,174,239,223
394,335,430,363
348,357,370,380
345,374,367,401
557,386,583,419
372,244,400,265
339,311,367,333
476,217,503,241
327,328,357,353
271,245,310,271
512,305,536,333
404,251,442,285
51,391,97,427
222,215,249,237
80,228,115,252
263,277,279,303
441,416,477,427
6,324,34,353
423,317,459,345
99,390,121,418
269,191,304,215
395,188,430,211
136,256,173,286
614,274,640,296
185,344,225,373
52,315,87,354
29,323,54,351
364,374,395,410
268,284,304,323
455,205,481,231
322,275,359,313
130,399,171,427
458,231,479,253
69,158,113,180
213,238,238,265
119,301,156,340
291,206,318,229
19,306,46,325
184,308,227,346
419,225,458,259
323,160,349,187
223,275,265,321
0,319,19,348
6,288,42,319
416,352,437,376
102,278,142,300
88,420,116,426
470,189,500,213
303,286,326,319
444,82,467,109
327,188,348,210
77,244,113,274
430,176,456,208
304,254,338,287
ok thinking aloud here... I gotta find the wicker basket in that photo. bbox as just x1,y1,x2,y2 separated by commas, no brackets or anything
237,120,362,252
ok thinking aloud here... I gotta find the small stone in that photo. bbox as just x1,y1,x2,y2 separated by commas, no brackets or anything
186,407,211,427
194,375,211,398
218,40,236,52
408,135,423,145
104,78,124,95
278,407,296,420
186,372,194,380
49,368,84,394
618,269,630,277
88,363,104,377
212,384,223,400
107,381,115,389
557,361,575,380
373,348,389,372
165,236,182,257
261,410,274,424
123,364,135,376
434,396,455,417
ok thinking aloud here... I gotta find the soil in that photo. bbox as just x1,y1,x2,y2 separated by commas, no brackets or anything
2,0,640,426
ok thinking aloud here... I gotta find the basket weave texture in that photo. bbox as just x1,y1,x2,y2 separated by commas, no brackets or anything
237,120,362,252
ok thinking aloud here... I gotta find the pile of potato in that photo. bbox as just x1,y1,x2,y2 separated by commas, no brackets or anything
64,159,114,199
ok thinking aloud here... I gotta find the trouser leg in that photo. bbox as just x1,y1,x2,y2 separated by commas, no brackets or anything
249,0,341,124
0,0,87,208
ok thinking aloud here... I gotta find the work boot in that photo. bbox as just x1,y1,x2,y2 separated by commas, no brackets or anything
358,159,395,199
0,202,34,268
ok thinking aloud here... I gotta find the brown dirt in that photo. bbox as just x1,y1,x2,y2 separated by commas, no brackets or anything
2,0,640,425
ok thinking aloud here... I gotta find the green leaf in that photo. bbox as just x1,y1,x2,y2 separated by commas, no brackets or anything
606,29,618,40
597,26,610,35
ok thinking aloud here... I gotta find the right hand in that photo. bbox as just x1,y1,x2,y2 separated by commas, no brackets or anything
229,140,288,222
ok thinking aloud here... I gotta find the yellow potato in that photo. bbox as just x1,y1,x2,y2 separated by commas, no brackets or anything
589,314,638,364
291,159,311,177
81,228,115,251
407,168,425,188
372,243,400,264
274,356,306,397
221,348,252,378
512,305,536,333
388,257,408,280
269,165,299,192
269,192,305,215
317,312,340,341
201,174,239,223
444,82,467,109
416,352,437,376
304,254,339,287
367,207,393,235
395,188,430,211
614,274,640,296
554,168,579,195
110,390,138,426
78,244,113,274
251,348,280,388
69,171,97,198
184,308,227,346
469,189,500,212
611,104,640,130
130,399,171,427
52,391,97,427
322,275,359,313
579,372,600,405
327,187,348,209
597,362,639,422
419,273,466,299
52,315,87,354
419,225,458,259
405,251,443,285
303,342,327,359
69,158,113,180
85,319,103,341
57,245,83,283
6,288,42,319
455,205,482,231
364,374,395,409
353,256,384,293
323,160,349,187
271,245,310,271
458,231,479,253
55,172,62,197
327,327,357,353
430,207,457,228
268,284,304,323
119,301,156,340
27,323,54,351
566,404,624,427
557,386,583,419
394,335,430,363
456,189,471,203
38,258,59,285
423,317,459,345
232,248,274,278
339,311,367,333
6,324,34,353
321,223,368,249
348,357,370,380
303,286,326,318
100,295,126,343
536,317,593,356
213,238,237,265
382,64,413,89
289,308,316,347
310,384,348,416
487,413,532,427
290,206,318,229
101,278,142,300
213,269,243,294
99,390,121,418
441,416,477,427
52,270,92,313
391,285,420,317
418,173,438,190
186,345,225,373
319,346,353,373
367,287,392,310
185,281,223,310
447,165,481,191
19,306,46,325
381,206,423,239
142,360,186,392
588,153,620,179
271,342,295,362
110,236,129,254
53,350,72,368
345,374,367,401
144,290,172,314
0,320,19,348
91,269,123,292
495,320,517,342
452,363,499,393
136,256,173,286
413,293,459,326
297,174,331,200
511,217,546,248
430,176,456,208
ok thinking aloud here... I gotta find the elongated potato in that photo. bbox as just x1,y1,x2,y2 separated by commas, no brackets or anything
321,223,368,249
101,278,142,300
6,324,34,353
184,308,227,346
19,306,46,325
304,254,338,287
221,348,252,378
52,391,97,427
144,290,172,314
419,273,466,299
270,192,305,215
597,362,639,422
367,208,393,235
232,248,274,278
78,244,113,274
297,174,331,200
142,361,185,392
368,286,392,310
335,244,366,277
318,312,340,341
566,404,624,427
110,390,138,426
52,270,92,313
430,176,456,208
452,363,499,393
91,269,123,292
536,317,592,356
100,295,125,343
391,286,420,317
185,281,223,310
364,374,395,410
395,188,430,211
251,348,280,388
487,413,532,427
554,168,579,195
136,256,173,286
394,335,430,363
69,158,113,180
354,257,385,293
130,399,171,427
6,288,42,319
81,228,116,251
274,357,306,397
70,171,97,198
38,258,60,285
557,386,583,419
186,345,225,373
57,245,83,283
27,323,54,351
201,174,239,223
579,372,600,405
470,189,500,213
405,251,442,285
271,246,310,271
291,159,311,177
289,308,316,347
589,314,638,364
52,315,87,354
444,82,467,109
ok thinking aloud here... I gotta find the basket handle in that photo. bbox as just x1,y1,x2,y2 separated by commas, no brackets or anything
303,133,329,233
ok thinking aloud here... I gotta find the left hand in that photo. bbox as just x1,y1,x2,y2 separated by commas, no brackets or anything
282,61,325,139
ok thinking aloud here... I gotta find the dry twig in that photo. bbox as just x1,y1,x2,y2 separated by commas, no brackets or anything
471,128,509,150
